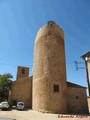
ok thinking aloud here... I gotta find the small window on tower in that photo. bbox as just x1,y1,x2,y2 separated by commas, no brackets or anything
54,84,59,92
76,96,79,100
22,68,25,75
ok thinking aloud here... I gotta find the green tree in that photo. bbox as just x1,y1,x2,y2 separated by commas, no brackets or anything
0,73,13,102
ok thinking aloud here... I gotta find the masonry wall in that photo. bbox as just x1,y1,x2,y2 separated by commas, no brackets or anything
87,97,90,113
67,87,88,113
11,77,32,108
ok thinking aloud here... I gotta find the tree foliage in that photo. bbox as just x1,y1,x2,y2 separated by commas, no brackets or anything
0,73,13,102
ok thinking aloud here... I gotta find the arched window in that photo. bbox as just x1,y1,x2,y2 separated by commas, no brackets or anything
22,69,25,75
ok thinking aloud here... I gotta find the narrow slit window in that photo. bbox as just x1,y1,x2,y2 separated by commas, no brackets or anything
76,96,79,100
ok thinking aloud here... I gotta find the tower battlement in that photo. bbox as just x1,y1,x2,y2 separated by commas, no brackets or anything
35,21,64,44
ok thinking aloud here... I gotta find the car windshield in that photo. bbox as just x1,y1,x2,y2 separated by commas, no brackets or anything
2,102,8,105
18,103,24,105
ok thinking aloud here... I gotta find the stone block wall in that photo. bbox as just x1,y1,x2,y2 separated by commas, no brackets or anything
67,87,88,113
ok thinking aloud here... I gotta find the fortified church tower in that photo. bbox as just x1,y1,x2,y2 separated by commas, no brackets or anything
32,21,67,113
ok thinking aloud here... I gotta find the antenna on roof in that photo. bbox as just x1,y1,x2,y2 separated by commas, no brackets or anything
74,61,85,71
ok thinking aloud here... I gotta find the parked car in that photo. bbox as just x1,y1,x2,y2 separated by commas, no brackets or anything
0,102,10,110
16,102,25,110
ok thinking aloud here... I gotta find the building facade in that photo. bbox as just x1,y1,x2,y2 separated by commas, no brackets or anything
9,66,32,108
81,52,90,113
67,82,88,113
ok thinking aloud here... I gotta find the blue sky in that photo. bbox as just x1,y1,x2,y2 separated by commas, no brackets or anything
0,0,90,89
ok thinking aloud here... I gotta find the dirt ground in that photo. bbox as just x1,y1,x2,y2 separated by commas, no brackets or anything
0,109,90,120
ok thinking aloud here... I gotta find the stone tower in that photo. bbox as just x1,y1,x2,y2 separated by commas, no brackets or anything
16,66,29,80
32,21,67,113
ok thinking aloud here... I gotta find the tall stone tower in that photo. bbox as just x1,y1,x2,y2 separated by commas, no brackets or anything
32,21,67,113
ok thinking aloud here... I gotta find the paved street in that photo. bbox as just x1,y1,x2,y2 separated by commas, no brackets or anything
0,110,90,120
0,118,15,120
